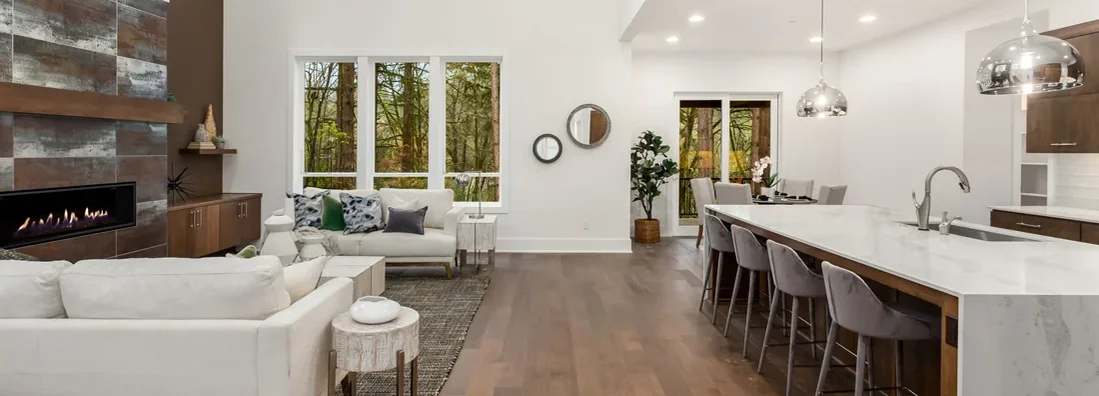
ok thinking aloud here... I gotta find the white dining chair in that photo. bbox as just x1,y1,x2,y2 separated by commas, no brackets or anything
715,182,753,205
690,178,716,248
817,185,848,205
780,179,815,197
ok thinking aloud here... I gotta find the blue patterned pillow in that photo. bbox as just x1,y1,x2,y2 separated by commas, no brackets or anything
341,192,385,234
286,191,325,229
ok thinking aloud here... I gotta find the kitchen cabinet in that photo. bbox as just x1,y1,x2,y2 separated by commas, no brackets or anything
168,193,262,258
990,210,1081,240
1027,20,1099,153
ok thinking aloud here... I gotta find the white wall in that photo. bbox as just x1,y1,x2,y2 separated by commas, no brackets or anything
224,0,634,252
836,0,1099,220
631,52,844,235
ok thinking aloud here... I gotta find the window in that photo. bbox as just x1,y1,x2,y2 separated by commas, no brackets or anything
295,56,506,209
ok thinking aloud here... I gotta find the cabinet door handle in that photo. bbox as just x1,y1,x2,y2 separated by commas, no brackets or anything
190,210,194,228
1016,222,1042,229
245,202,249,218
1050,143,1078,147
197,209,202,228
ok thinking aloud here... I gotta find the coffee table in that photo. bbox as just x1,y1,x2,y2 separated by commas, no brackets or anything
320,256,386,299
329,308,420,396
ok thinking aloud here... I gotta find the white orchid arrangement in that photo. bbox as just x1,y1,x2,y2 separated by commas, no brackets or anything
751,156,780,188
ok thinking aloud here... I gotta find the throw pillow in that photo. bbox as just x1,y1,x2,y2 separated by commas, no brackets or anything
225,245,258,259
0,248,38,261
286,191,326,229
320,195,346,231
384,196,422,224
384,207,428,235
342,192,385,234
283,256,328,303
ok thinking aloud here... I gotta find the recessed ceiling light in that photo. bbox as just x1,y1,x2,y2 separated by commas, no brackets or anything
859,15,877,23
666,36,680,43
689,14,705,23
809,36,824,43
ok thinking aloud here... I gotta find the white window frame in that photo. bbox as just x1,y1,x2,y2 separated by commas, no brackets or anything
289,50,510,213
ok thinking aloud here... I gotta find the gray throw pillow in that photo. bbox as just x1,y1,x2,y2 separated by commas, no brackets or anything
286,191,325,229
341,192,385,234
384,207,427,235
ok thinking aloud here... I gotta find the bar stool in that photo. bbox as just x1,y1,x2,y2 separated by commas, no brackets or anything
757,241,826,396
698,214,736,322
817,262,941,396
723,224,774,356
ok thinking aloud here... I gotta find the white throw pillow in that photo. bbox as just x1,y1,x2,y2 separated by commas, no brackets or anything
284,256,328,303
61,256,291,320
0,260,72,318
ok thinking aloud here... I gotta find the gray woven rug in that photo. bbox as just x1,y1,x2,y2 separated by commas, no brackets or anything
338,263,492,396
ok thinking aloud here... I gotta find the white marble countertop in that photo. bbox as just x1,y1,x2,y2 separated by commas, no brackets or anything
989,205,1099,224
707,204,1099,297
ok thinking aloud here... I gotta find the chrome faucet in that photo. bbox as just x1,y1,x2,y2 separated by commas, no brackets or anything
940,211,962,236
912,166,972,231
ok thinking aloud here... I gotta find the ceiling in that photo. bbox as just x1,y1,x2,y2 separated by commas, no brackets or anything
628,0,993,53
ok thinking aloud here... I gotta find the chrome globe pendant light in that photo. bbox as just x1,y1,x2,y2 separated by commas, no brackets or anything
797,0,847,118
977,0,1084,95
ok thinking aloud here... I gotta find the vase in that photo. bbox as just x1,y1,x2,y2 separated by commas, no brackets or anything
634,219,661,244
194,124,208,143
349,296,402,324
214,140,226,149
761,187,775,197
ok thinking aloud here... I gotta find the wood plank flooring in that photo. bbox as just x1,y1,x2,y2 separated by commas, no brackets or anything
441,237,845,396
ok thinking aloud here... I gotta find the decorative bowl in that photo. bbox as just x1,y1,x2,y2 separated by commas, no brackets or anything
349,296,401,324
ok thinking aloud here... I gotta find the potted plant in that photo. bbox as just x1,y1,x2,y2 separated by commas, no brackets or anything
631,130,679,244
751,156,780,197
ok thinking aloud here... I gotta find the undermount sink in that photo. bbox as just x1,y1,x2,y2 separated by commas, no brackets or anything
896,221,1040,242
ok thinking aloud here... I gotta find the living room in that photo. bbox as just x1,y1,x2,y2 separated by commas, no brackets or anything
6,0,1099,395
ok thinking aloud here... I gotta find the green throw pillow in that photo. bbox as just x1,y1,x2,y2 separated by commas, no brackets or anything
0,248,38,261
320,194,346,231
226,245,258,259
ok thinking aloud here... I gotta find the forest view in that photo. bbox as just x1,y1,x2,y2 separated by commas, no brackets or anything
303,61,501,202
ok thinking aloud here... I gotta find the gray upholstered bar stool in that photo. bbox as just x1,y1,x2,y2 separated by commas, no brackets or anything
757,241,826,396
698,214,736,322
723,224,774,356
816,262,941,396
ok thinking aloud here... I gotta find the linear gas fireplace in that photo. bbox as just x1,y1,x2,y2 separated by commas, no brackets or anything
0,182,137,249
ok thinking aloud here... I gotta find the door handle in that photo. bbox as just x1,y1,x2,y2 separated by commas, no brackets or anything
190,210,194,228
245,202,249,218
1016,222,1042,229
197,209,202,228
1050,143,1078,147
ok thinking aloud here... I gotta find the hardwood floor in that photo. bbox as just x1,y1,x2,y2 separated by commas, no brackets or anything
441,237,843,396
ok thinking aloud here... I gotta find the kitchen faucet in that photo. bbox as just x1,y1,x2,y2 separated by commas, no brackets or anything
912,166,972,231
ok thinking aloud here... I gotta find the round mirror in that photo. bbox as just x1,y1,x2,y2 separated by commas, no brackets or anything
533,134,563,163
566,104,611,148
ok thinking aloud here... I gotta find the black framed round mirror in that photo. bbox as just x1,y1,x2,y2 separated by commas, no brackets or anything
532,134,563,164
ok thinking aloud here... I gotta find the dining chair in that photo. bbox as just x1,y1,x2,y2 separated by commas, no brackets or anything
817,185,848,205
715,182,753,205
780,179,815,197
691,178,716,248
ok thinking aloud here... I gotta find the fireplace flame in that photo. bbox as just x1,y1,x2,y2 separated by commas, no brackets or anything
15,208,110,235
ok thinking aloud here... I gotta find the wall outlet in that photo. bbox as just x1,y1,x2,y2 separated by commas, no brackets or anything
583,220,589,230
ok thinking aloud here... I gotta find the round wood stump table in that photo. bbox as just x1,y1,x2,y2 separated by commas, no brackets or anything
329,308,420,396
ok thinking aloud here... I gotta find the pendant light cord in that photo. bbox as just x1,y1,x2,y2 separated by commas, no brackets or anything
819,0,825,80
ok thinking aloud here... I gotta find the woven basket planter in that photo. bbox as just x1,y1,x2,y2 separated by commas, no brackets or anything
634,219,661,244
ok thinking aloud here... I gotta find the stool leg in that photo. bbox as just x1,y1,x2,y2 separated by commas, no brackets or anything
397,350,406,396
815,322,839,395
698,250,713,312
726,264,745,327
785,297,800,396
412,356,419,396
742,270,757,357
756,289,782,372
854,335,869,396
712,252,727,324
895,340,903,392
809,299,817,360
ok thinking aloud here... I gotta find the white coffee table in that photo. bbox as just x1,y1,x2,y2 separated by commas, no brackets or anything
329,308,420,396
457,214,498,271
320,256,386,299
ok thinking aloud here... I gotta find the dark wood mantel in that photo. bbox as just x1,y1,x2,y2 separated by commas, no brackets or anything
0,82,185,124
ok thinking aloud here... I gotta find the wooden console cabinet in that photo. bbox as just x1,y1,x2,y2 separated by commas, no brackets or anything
168,193,262,258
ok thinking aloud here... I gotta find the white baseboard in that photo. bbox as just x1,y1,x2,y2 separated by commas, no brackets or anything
496,238,633,253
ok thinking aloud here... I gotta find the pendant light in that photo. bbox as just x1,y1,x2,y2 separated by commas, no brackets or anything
977,0,1084,95
797,0,847,118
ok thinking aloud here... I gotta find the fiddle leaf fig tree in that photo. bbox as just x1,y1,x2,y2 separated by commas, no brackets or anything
631,131,680,220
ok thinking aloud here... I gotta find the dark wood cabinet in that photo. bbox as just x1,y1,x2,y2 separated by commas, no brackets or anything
991,210,1081,240
1027,20,1099,153
168,193,262,258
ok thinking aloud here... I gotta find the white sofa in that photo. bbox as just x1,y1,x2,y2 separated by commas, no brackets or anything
271,188,465,278
0,257,353,396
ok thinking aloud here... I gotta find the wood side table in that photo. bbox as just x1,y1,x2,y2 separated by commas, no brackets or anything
457,214,498,271
329,308,420,396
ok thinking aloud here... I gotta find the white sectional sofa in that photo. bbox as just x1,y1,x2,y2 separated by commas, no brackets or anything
272,188,465,278
0,256,352,396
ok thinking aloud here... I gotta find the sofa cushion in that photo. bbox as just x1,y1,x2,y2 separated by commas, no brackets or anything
320,194,346,231
380,188,453,229
385,206,427,235
61,256,291,320
287,191,325,229
337,228,456,257
341,192,385,234
0,260,71,318
284,256,327,303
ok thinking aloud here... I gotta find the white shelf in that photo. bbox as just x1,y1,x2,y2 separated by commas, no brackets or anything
1021,192,1048,198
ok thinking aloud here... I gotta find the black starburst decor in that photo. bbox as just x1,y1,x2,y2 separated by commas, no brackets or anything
167,166,196,203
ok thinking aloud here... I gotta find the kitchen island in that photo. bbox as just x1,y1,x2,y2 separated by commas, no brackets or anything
707,204,1099,396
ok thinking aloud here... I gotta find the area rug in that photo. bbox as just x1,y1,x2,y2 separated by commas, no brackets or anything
338,264,492,396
